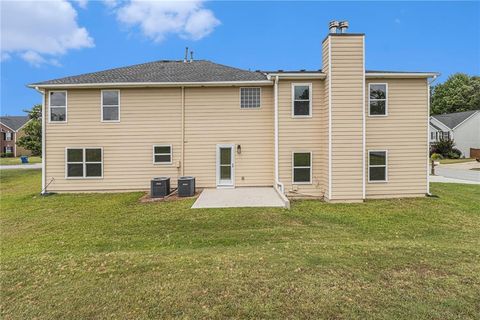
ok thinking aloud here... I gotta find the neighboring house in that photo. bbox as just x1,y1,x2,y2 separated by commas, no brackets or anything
0,116,32,157
430,110,480,157
29,22,438,202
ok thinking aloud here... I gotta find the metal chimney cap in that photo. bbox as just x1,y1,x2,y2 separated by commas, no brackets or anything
329,20,340,28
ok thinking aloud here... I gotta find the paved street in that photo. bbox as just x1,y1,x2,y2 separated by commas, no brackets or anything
433,161,480,183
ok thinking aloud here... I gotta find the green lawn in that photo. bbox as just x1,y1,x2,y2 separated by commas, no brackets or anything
0,156,42,165
439,158,475,164
1,169,479,319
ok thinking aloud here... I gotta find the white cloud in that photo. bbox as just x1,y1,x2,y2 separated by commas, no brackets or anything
72,0,89,9
115,0,220,43
1,0,94,66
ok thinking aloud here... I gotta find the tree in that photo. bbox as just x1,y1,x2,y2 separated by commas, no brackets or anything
17,104,42,156
431,73,480,115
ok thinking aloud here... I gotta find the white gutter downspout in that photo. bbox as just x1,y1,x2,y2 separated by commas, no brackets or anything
181,86,185,176
34,86,46,194
427,74,438,195
273,75,284,193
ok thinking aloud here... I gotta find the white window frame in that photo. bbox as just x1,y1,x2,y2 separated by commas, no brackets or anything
152,144,172,165
49,91,68,123
239,87,262,109
368,150,388,183
292,83,313,118
101,90,121,123
5,146,13,153
65,147,103,179
5,131,12,141
292,151,312,184
368,83,388,117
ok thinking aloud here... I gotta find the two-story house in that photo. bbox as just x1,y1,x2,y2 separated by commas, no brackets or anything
29,22,438,202
0,116,31,157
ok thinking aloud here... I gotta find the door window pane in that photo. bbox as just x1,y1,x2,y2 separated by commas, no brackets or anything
220,148,231,165
220,165,231,180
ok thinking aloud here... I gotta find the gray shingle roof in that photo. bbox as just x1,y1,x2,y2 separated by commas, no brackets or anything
0,116,30,131
431,110,479,129
30,60,268,86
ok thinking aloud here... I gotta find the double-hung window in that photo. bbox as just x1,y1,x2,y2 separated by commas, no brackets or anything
240,87,261,108
368,150,387,182
66,148,103,178
49,91,67,122
101,90,120,122
369,83,387,116
292,152,312,184
153,145,172,164
5,132,12,141
292,84,312,117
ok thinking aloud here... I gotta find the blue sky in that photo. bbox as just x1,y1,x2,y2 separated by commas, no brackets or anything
1,0,479,115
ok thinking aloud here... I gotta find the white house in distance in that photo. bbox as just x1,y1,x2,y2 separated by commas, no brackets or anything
429,110,480,158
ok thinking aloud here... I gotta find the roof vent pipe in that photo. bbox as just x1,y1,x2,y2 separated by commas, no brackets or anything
339,21,349,33
329,20,340,33
190,50,194,63
184,47,188,63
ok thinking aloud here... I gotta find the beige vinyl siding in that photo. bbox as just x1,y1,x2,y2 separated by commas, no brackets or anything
278,79,326,197
365,78,428,198
184,87,273,188
45,88,183,192
329,35,364,201
44,86,274,192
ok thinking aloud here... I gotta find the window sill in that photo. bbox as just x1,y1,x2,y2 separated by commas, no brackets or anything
368,180,388,184
292,181,312,185
66,177,103,180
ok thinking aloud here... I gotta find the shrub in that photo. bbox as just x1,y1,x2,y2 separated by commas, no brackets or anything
431,136,461,158
1,152,14,158
431,153,443,160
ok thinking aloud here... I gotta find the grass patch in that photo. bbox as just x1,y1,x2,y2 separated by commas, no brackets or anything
439,158,475,164
1,169,479,319
0,156,42,165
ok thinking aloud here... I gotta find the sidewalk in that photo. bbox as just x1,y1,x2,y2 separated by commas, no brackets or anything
0,163,42,170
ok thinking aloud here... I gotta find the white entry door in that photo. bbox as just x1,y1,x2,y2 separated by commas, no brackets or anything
216,144,235,187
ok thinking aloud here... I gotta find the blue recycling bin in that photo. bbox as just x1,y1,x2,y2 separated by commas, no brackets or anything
20,156,29,164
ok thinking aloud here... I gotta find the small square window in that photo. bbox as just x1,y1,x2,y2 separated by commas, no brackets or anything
153,145,172,164
240,88,261,108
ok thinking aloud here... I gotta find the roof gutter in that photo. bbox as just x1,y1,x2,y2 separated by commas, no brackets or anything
28,80,274,89
366,72,440,78
266,73,326,80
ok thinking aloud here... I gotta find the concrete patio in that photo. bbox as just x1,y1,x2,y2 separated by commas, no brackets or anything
192,187,289,209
